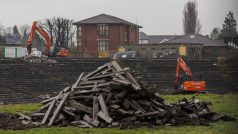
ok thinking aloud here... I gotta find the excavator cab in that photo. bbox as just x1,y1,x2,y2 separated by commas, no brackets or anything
174,57,205,92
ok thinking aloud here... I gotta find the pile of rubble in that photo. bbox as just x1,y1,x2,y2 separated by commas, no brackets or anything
23,55,57,64
20,61,235,128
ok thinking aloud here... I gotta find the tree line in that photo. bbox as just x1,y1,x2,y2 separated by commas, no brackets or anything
183,1,237,40
0,17,76,49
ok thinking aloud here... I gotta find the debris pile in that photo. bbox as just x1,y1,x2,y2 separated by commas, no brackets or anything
21,61,235,128
23,56,57,64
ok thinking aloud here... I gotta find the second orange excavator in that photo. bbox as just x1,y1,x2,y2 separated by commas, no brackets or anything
26,21,69,57
174,57,206,93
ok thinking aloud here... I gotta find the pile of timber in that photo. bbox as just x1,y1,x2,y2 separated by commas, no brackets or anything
23,61,235,128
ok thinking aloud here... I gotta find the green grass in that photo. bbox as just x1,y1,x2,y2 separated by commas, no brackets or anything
0,94,237,134
0,103,41,113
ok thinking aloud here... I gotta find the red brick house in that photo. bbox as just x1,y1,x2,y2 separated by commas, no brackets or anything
73,14,142,58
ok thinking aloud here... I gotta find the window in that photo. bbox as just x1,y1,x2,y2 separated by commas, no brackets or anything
77,26,82,37
141,48,146,50
98,24,108,36
151,48,156,50
77,39,82,46
97,40,109,51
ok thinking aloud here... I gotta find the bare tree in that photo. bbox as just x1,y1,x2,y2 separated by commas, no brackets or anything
42,17,76,49
5,27,13,35
19,24,31,36
183,0,202,34
0,23,6,35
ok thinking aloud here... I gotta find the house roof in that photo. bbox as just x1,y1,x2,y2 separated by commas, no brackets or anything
148,35,181,44
139,32,148,40
0,43,25,47
165,34,227,47
73,14,142,28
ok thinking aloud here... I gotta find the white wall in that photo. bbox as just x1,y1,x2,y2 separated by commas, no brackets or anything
139,39,149,44
4,47,37,58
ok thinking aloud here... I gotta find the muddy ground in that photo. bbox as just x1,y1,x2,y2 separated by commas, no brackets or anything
0,113,36,130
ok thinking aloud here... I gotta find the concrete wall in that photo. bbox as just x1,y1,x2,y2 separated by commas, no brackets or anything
203,46,232,57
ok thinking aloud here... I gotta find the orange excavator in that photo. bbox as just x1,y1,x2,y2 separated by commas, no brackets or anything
174,57,205,93
26,21,69,57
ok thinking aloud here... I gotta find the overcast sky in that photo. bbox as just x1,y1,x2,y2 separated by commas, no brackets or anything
0,0,237,35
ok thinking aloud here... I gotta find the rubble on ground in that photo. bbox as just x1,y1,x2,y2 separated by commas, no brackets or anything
23,55,57,64
15,61,235,129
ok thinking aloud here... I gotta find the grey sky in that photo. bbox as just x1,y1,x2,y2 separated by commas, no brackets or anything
0,0,237,35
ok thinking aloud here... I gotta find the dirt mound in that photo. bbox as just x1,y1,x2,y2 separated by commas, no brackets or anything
0,112,35,130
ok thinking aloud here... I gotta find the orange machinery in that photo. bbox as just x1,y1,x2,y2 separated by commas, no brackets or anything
174,57,205,92
26,21,69,57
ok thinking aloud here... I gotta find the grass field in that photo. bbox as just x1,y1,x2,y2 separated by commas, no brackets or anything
0,94,237,134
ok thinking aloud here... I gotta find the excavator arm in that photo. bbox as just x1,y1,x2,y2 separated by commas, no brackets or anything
174,57,205,92
26,21,51,55
175,57,193,84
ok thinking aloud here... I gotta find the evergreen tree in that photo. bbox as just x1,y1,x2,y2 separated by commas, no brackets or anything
210,27,223,40
13,25,20,36
221,11,237,37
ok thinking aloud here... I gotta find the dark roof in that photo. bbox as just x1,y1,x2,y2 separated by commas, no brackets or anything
0,43,25,47
148,35,181,44
73,14,142,28
165,34,227,47
139,32,148,40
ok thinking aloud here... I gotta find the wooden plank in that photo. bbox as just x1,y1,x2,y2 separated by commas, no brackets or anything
117,109,129,115
98,94,109,116
93,96,99,120
62,87,71,93
110,61,123,72
131,83,142,91
48,92,70,126
69,100,93,114
74,82,111,89
72,73,84,88
42,97,56,104
39,101,51,111
115,73,127,80
55,113,65,123
126,72,141,90
131,100,146,113
128,100,142,112
73,88,104,95
83,114,100,127
78,120,93,128
101,67,112,75
113,78,131,86
110,104,120,109
114,90,127,99
31,113,45,117
105,93,112,104
17,113,31,120
63,106,77,112
79,80,106,86
62,108,75,116
97,111,113,123
83,64,108,80
41,99,56,124
70,95,94,100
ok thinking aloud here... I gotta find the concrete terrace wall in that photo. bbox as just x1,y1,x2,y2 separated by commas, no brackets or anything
0,58,237,104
